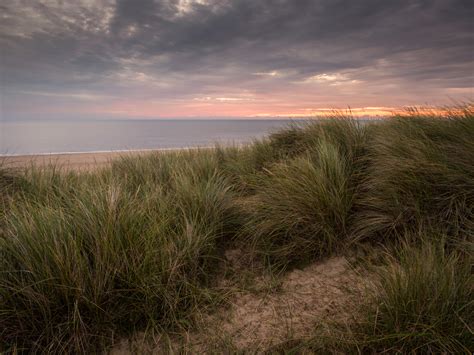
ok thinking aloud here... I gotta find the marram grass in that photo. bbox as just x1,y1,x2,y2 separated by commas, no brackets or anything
240,118,369,268
354,109,474,243
1,106,473,353
1,151,237,352
357,240,473,353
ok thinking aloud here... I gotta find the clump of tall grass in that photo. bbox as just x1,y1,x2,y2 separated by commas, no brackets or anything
241,119,368,268
215,132,304,194
354,108,474,243
216,119,368,196
215,121,322,193
111,148,243,240
282,239,473,354
0,155,237,352
111,148,219,191
215,142,272,193
352,240,473,353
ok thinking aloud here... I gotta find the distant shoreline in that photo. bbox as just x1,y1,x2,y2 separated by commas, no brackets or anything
1,146,217,170
0,145,217,158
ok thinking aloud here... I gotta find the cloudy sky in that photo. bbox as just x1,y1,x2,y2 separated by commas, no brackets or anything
1,0,473,119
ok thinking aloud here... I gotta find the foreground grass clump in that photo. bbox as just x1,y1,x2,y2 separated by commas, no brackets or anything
0,152,236,353
357,241,473,353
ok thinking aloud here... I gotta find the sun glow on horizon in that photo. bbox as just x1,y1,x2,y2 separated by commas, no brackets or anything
93,103,456,119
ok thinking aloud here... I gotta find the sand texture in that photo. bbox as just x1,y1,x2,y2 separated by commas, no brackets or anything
1,148,210,171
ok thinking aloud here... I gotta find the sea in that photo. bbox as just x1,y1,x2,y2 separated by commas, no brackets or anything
0,119,307,156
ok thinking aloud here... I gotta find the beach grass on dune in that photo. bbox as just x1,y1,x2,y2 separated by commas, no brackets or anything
239,118,369,268
1,105,473,353
0,151,237,352
356,240,473,353
354,109,474,244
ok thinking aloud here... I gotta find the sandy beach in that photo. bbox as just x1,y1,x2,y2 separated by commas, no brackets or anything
1,148,210,171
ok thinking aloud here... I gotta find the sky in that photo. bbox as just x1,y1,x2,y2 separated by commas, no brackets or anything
1,0,473,119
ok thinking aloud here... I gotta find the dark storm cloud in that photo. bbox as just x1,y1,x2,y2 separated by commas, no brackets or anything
1,0,473,117
108,0,473,67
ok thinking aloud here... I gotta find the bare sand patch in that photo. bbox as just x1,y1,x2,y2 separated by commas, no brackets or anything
205,256,362,350
112,255,365,353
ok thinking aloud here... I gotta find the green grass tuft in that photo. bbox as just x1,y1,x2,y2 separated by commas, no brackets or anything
355,111,474,243
345,240,474,353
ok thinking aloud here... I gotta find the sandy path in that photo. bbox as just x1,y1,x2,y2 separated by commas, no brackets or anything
112,255,366,353
190,255,364,351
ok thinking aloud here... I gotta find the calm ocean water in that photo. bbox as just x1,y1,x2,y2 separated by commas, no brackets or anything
0,119,306,155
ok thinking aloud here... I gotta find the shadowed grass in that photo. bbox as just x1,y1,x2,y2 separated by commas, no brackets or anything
357,240,473,353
